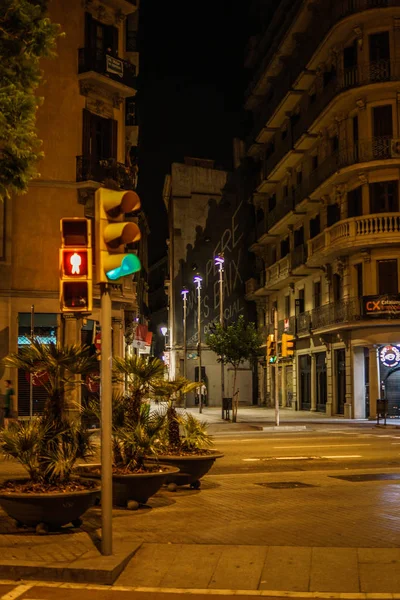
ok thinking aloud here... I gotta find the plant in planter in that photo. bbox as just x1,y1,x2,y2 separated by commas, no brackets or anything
152,379,224,489
0,340,100,533
79,356,180,508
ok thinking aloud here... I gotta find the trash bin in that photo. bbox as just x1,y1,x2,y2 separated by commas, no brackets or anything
222,397,232,420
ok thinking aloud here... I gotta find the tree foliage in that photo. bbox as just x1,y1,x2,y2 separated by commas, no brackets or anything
0,0,61,197
206,315,263,422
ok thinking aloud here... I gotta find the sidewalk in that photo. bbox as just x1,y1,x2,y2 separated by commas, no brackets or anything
1,410,400,594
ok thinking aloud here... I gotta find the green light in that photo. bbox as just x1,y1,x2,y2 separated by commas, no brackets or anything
269,356,277,364
106,254,141,281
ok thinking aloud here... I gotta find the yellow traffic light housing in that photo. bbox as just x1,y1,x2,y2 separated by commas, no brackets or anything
59,218,92,313
282,333,295,357
266,333,276,362
95,188,141,283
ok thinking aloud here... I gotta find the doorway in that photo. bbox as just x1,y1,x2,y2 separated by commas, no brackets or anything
335,349,346,415
316,352,327,412
299,354,311,410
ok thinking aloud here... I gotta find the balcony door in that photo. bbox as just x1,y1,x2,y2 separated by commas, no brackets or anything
378,259,398,295
369,31,390,81
82,109,117,178
85,12,118,61
372,105,392,158
343,41,358,87
335,349,346,415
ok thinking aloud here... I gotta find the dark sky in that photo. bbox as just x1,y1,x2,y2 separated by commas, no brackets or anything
137,2,251,264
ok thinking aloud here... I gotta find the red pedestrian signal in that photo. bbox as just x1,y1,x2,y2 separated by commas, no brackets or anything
59,218,92,313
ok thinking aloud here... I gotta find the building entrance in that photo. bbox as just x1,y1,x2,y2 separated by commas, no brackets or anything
299,354,311,410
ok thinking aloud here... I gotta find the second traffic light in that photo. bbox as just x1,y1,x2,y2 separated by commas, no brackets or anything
282,333,295,357
266,334,276,362
95,188,141,283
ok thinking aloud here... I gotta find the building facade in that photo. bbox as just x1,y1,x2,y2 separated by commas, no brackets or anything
164,156,258,406
0,0,147,415
245,0,400,418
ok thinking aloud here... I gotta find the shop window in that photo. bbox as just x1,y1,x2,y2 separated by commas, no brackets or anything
378,259,398,295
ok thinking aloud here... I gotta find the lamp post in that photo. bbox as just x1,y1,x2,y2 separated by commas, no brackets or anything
181,288,188,408
214,254,225,419
193,274,203,413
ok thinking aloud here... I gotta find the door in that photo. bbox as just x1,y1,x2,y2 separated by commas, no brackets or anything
335,349,346,415
316,352,327,412
343,41,358,87
299,354,311,410
85,12,118,63
372,105,392,158
384,369,400,417
369,31,390,81
378,259,398,295
82,109,117,178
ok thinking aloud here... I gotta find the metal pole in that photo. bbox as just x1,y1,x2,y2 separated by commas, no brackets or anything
100,284,113,556
274,307,279,427
219,261,225,420
197,282,202,414
29,304,34,420
182,292,187,408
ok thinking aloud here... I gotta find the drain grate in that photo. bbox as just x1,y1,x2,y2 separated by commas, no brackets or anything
330,473,400,482
256,481,317,489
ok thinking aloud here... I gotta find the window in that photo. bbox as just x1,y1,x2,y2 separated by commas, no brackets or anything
354,263,363,298
291,111,300,127
270,245,277,265
378,259,398,294
125,97,137,126
370,181,398,213
280,237,290,258
281,128,288,141
268,194,276,212
309,91,316,104
294,226,304,248
347,187,363,218
85,13,118,57
311,154,318,171
296,170,303,185
309,214,320,239
283,185,288,198
333,273,343,302
313,281,322,308
327,203,340,227
297,288,305,313
284,295,290,319
331,135,339,153
265,143,275,160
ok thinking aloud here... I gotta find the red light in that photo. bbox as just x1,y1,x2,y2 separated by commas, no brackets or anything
63,250,88,277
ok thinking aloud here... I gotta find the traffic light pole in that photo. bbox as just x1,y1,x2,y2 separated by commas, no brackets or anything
100,283,113,556
274,308,280,427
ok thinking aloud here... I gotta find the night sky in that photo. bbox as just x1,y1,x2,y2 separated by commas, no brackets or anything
137,2,251,264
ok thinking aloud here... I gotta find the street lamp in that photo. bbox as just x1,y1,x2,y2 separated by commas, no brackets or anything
181,287,189,408
215,254,225,419
193,274,203,413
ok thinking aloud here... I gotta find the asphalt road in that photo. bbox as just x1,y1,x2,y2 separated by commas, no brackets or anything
210,424,400,474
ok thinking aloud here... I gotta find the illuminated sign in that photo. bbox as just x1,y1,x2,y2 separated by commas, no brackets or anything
380,345,400,368
62,250,88,277
362,295,400,318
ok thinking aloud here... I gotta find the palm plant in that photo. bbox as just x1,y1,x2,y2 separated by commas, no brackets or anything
0,339,99,486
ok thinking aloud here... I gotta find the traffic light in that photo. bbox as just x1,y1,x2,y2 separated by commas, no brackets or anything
60,218,92,313
282,333,295,357
95,188,141,282
266,334,276,362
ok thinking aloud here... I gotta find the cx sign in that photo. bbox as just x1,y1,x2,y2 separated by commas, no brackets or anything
362,295,400,318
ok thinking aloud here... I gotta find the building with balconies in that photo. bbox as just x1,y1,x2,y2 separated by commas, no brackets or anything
0,0,145,416
245,0,400,419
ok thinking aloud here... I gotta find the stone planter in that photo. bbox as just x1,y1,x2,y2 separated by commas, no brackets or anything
77,463,180,507
155,451,224,488
0,480,100,531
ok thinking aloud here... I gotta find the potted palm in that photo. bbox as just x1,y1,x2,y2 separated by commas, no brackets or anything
153,378,224,489
0,340,100,533
77,356,179,508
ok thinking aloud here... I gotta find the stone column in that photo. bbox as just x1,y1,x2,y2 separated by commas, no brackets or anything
63,315,82,417
310,353,317,411
281,363,287,407
368,346,380,420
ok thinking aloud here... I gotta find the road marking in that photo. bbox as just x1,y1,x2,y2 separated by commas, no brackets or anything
243,458,261,461
274,444,370,449
1,585,33,600
321,454,362,459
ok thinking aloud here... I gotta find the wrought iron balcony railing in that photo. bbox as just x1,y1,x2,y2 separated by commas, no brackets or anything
247,0,400,147
78,48,137,90
296,311,311,334
311,297,361,329
76,156,137,190
278,316,296,338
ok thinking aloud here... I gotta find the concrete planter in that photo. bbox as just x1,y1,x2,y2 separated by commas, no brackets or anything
0,480,100,530
77,463,180,507
155,451,224,488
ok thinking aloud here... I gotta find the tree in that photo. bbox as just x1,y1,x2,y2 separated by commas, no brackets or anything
0,1,61,198
206,315,263,422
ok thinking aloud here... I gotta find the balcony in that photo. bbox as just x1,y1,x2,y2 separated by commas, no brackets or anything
76,156,137,190
312,297,361,330
100,0,137,15
308,213,400,266
246,0,400,148
78,49,137,96
265,255,291,289
296,311,311,335
278,316,296,338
